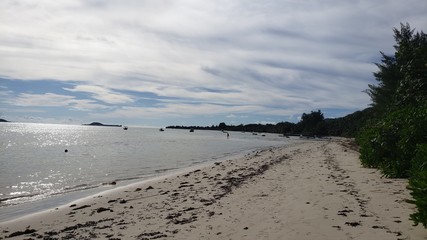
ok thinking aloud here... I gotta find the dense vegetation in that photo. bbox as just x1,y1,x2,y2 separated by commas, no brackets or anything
409,144,427,227
356,23,427,227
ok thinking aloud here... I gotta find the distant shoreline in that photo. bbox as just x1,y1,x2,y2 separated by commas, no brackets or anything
82,122,122,127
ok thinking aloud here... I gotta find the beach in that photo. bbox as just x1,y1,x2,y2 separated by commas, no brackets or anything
0,139,425,239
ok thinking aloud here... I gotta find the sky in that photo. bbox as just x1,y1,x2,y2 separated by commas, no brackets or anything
0,0,426,127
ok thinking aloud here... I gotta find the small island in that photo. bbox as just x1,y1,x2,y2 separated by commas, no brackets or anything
83,122,122,127
0,118,9,122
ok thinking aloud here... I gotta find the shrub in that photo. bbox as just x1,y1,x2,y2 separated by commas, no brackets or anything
356,124,383,168
356,104,427,178
408,144,427,227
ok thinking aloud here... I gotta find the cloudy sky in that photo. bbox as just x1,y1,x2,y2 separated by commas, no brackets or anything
0,0,426,127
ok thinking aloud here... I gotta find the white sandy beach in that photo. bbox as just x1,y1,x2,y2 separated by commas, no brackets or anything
0,139,425,239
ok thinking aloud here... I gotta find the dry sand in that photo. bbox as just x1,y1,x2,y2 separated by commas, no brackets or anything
1,139,426,239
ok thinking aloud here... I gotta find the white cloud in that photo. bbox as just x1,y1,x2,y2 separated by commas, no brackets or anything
10,93,75,107
63,85,134,104
90,103,267,120
69,99,110,111
1,0,426,123
0,88,13,98
8,92,109,111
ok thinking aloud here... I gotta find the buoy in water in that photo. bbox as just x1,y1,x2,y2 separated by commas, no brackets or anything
65,149,68,153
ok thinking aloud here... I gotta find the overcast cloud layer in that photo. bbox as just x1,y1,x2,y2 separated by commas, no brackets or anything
0,0,426,126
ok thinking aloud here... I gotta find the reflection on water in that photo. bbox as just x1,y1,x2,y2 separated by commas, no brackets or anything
0,123,288,209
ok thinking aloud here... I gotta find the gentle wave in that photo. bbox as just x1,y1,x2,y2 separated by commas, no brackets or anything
0,123,288,221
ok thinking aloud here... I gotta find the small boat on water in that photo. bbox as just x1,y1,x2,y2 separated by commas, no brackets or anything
189,128,194,132
159,128,164,132
123,126,128,130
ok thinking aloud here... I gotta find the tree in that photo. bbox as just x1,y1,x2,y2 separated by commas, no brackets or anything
299,110,325,135
366,23,427,111
365,52,401,112
276,121,295,135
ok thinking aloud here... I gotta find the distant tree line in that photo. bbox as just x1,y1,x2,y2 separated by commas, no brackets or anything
167,109,374,138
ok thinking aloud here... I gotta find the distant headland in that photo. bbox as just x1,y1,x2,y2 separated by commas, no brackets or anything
83,122,122,127
0,118,9,122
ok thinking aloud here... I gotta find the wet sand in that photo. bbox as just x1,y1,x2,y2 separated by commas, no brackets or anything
0,139,425,239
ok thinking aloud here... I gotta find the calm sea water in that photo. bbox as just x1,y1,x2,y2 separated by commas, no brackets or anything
0,123,289,221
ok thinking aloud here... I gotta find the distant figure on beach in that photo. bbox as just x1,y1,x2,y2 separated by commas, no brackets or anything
227,133,229,139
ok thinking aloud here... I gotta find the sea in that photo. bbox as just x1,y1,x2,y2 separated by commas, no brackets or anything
0,122,290,222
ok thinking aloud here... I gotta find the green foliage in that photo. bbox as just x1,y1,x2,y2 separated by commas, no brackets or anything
326,108,376,137
299,110,325,136
356,23,427,227
366,23,427,111
357,105,426,178
356,124,381,168
275,121,295,135
409,144,427,227
393,24,427,107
